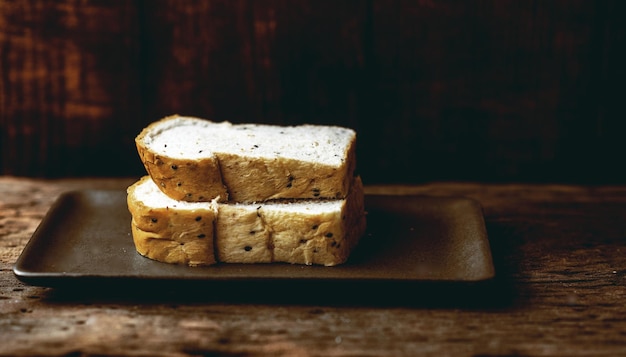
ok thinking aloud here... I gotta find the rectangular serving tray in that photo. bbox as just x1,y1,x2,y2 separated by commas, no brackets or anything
13,190,495,292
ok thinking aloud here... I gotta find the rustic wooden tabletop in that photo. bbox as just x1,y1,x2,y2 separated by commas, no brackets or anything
1,176,625,357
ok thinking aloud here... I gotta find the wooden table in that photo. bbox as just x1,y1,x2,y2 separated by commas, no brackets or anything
1,176,625,356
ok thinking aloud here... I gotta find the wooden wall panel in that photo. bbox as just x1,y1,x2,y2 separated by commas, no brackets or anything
0,0,624,183
139,0,368,128
0,0,142,177
363,0,626,184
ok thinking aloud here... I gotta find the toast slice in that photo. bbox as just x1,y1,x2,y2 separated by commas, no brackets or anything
135,115,357,203
127,176,219,266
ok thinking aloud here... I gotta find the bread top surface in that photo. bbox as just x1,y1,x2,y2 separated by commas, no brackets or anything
137,115,356,166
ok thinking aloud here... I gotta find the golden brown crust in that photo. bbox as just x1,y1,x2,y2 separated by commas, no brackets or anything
218,148,355,203
131,224,217,266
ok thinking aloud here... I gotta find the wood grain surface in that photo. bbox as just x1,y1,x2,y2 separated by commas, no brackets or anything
1,0,625,184
1,176,625,356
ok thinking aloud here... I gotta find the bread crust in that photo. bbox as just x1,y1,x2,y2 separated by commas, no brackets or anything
135,115,357,203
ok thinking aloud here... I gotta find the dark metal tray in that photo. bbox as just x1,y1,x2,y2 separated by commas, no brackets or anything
13,190,495,295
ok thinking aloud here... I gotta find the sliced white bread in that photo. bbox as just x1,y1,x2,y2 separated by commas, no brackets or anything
135,115,357,203
127,176,219,266
127,175,367,266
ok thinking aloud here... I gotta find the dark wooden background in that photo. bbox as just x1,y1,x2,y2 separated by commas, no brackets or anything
1,0,624,184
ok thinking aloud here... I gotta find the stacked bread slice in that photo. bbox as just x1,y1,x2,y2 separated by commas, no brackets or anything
126,115,367,266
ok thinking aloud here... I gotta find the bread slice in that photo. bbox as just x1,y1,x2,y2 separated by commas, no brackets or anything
135,115,357,203
127,175,367,266
216,175,366,266
127,176,219,266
